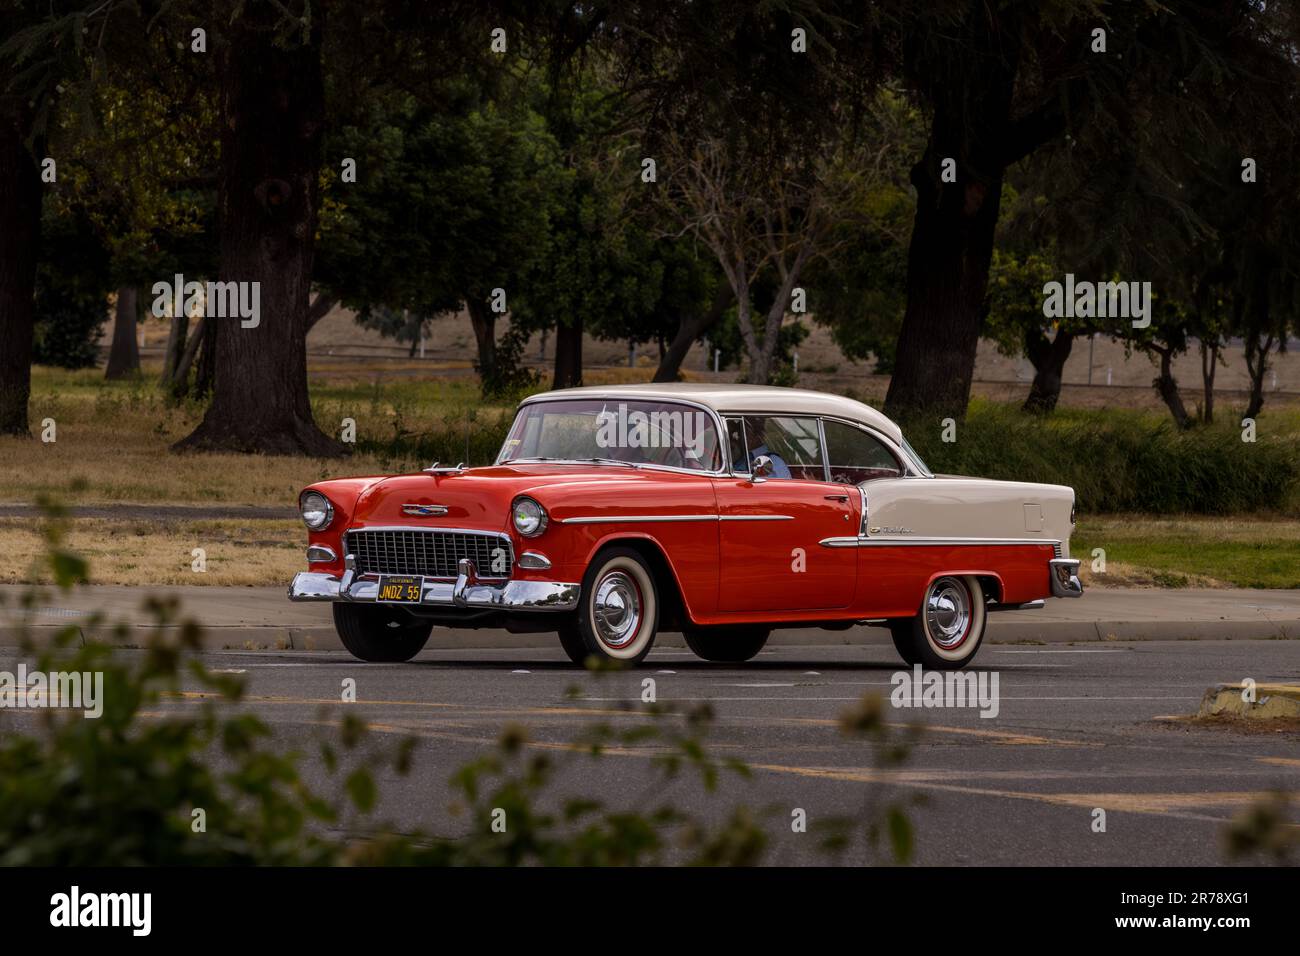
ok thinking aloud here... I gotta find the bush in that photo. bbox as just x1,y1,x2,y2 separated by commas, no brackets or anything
904,403,1299,515
0,501,916,866
33,207,113,369
355,407,514,467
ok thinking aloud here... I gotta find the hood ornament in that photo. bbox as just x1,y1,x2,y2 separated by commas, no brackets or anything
422,461,467,475
402,503,449,517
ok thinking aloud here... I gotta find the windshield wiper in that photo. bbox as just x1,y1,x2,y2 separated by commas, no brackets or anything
499,456,639,468
577,457,639,468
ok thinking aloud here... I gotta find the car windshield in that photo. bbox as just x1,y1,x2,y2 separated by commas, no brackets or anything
498,399,723,472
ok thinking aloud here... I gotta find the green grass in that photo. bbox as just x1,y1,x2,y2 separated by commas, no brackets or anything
1072,516,1300,589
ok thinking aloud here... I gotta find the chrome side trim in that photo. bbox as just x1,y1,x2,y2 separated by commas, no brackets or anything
561,514,720,525
287,570,580,612
560,513,796,525
819,535,1063,548
306,544,337,564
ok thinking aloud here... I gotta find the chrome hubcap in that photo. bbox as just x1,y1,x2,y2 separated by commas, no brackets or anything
593,571,641,649
925,578,971,649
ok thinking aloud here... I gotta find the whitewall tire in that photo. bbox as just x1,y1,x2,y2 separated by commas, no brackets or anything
889,574,987,670
568,547,659,665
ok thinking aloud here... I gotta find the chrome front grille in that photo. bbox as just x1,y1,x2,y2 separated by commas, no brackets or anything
346,529,512,579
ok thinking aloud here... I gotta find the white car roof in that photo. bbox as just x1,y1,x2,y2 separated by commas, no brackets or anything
522,383,904,444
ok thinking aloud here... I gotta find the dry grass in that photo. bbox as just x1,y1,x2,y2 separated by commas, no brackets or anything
0,517,304,587
0,364,732,509
0,365,509,506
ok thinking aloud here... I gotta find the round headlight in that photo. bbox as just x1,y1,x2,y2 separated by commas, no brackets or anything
300,491,333,531
512,497,547,537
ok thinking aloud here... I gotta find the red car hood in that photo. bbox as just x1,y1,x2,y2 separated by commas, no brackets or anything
347,463,701,529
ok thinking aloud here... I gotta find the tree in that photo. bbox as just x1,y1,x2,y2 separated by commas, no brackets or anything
803,86,922,375
316,84,565,392
32,202,113,369
660,132,841,384
0,2,50,435
169,4,340,454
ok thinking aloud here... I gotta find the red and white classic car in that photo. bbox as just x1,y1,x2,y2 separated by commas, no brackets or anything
289,384,1082,669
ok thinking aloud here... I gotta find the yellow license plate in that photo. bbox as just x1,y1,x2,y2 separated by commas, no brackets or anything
376,575,423,603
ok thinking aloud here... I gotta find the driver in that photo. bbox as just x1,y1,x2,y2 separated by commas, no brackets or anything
747,418,792,478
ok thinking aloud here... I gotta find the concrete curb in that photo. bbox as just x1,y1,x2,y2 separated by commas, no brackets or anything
2,617,1294,650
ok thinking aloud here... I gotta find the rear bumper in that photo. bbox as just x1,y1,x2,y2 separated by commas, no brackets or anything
288,558,579,612
1049,558,1084,598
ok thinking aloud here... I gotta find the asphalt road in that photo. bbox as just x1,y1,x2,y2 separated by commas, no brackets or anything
6,582,1300,645
5,638,1294,866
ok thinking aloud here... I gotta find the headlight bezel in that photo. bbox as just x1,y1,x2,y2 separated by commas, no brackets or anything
512,496,548,537
300,491,334,531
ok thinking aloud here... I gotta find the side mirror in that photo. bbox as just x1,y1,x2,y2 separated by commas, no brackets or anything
751,455,773,482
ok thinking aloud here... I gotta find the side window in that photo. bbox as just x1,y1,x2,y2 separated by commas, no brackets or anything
724,417,748,474
823,420,904,484
742,416,824,481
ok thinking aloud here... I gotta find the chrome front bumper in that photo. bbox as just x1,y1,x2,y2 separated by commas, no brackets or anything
288,558,579,612
1049,558,1084,598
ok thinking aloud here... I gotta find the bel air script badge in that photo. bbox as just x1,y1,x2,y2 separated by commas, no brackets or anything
870,527,913,535
402,504,449,517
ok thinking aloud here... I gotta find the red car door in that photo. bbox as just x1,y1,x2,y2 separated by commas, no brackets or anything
712,413,857,612
713,476,856,611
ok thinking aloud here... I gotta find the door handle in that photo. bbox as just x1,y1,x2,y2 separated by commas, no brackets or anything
824,494,849,502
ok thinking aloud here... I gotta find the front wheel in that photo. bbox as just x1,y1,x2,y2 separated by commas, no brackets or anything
333,603,433,662
889,575,986,670
564,547,660,666
683,625,771,663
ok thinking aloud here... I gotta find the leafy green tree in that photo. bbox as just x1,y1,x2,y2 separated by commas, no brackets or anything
32,203,113,368
317,84,566,391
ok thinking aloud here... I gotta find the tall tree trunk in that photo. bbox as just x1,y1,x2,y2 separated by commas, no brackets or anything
1153,346,1191,428
160,313,189,389
193,319,217,397
105,287,141,380
653,285,733,383
1199,339,1218,424
884,15,1019,422
467,298,496,380
1243,328,1275,422
552,318,583,389
172,318,207,395
174,5,343,456
1022,329,1073,413
0,102,41,437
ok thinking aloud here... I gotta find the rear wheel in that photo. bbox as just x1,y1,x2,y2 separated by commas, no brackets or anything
683,625,771,663
564,547,660,665
889,575,986,670
333,603,433,663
